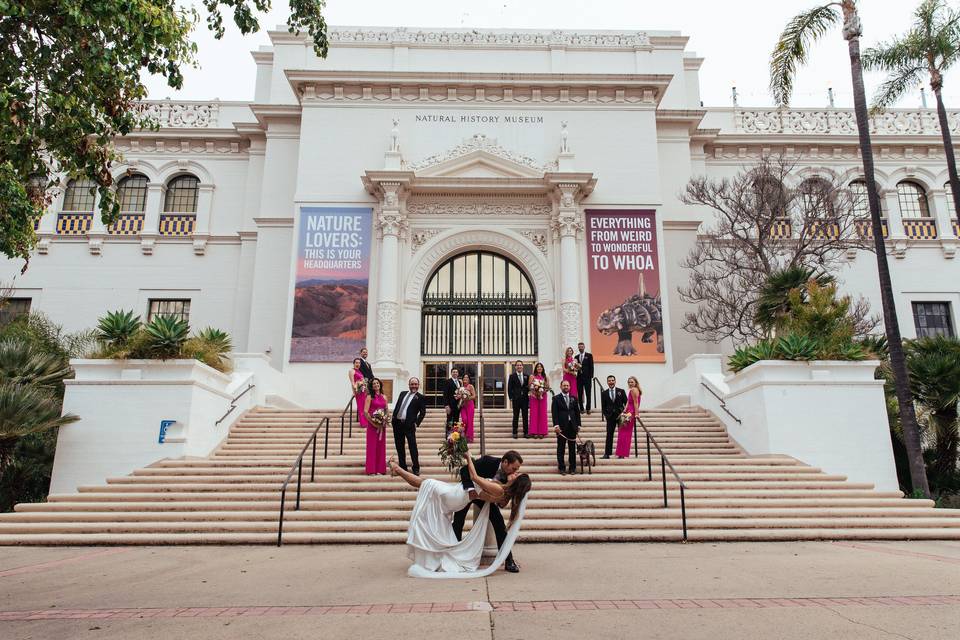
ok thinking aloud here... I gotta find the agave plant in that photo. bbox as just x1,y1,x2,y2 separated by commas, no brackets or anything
0,383,79,471
0,339,72,389
144,315,190,359
776,333,819,361
181,328,233,373
195,327,232,355
96,310,141,346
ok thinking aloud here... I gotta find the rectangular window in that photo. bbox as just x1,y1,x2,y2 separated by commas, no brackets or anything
0,298,31,325
912,302,954,338
148,299,191,324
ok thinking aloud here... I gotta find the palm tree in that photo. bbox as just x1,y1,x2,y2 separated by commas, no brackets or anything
770,0,931,496
905,336,960,488
863,0,960,234
0,383,78,472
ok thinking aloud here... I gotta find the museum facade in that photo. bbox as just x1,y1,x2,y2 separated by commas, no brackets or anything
4,26,960,408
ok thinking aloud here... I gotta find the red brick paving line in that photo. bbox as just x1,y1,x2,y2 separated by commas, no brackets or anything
832,541,960,565
1,596,958,621
0,548,130,578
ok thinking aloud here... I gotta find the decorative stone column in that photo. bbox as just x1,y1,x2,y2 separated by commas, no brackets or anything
140,182,163,255
881,188,907,258
374,181,407,369
553,183,585,351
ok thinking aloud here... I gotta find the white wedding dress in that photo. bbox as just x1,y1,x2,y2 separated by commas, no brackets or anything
405,478,528,579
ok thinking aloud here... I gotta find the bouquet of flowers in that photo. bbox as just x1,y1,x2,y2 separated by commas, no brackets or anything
566,359,582,375
439,421,469,474
531,378,546,399
369,408,387,431
353,379,367,395
454,386,471,407
617,411,633,426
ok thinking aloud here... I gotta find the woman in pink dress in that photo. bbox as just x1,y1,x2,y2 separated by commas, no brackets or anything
562,346,579,400
461,373,477,442
363,378,388,475
617,376,642,458
349,358,366,422
528,362,549,438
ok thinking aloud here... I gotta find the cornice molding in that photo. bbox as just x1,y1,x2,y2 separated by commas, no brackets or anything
287,70,670,108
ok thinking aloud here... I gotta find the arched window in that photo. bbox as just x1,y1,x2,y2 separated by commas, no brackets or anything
798,176,836,217
163,175,199,213
62,178,97,212
752,176,786,217
896,180,930,218
421,251,537,356
117,174,148,213
849,179,882,217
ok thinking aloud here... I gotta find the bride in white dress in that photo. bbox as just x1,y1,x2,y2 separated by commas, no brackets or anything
388,454,532,578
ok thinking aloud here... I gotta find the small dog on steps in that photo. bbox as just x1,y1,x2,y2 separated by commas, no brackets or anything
576,439,596,474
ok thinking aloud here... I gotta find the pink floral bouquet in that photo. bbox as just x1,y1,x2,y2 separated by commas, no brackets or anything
617,411,633,426
454,386,471,406
531,378,546,399
369,408,387,431
438,421,469,474
566,360,582,375
353,379,367,395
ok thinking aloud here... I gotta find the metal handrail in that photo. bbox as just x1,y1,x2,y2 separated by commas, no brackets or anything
700,382,742,424
214,383,255,426
277,417,328,546
339,394,356,456
633,415,689,542
592,376,605,422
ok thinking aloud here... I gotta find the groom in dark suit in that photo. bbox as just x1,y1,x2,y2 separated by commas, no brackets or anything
575,342,595,414
600,375,628,459
453,451,523,573
391,377,426,475
552,379,582,474
358,347,374,386
442,367,463,430
507,360,529,439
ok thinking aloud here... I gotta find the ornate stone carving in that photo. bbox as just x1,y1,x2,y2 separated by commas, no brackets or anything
405,230,553,303
736,108,957,136
560,121,570,153
411,228,442,252
560,302,582,350
518,230,548,254
406,201,553,217
377,182,407,237
390,118,400,152
114,139,242,154
407,134,551,173
329,28,652,50
137,102,220,128
375,301,399,363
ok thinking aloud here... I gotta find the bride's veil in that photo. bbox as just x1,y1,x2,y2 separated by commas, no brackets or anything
407,495,529,580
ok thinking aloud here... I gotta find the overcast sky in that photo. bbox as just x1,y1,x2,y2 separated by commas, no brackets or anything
144,0,960,108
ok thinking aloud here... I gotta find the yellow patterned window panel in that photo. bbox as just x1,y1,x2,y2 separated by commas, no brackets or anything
108,214,145,235
855,218,889,239
768,218,792,239
56,213,93,235
808,220,840,239
158,214,196,236
902,219,938,240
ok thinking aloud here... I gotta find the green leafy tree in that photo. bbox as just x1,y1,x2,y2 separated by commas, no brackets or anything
863,0,960,233
0,0,328,267
0,382,78,472
754,266,835,334
770,0,932,497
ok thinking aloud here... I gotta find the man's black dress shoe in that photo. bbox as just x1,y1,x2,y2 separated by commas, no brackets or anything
512,433,518,439
505,559,520,573
602,455,610,459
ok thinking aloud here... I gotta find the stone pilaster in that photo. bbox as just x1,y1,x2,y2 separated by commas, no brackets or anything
374,181,408,368
553,182,585,352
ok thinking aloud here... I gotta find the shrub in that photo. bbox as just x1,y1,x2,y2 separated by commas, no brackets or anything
143,315,190,359
96,309,141,346
0,339,73,390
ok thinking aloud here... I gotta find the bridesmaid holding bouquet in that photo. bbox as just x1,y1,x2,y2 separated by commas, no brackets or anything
562,346,579,400
349,358,367,420
617,376,642,458
528,362,549,438
461,373,477,442
363,378,388,475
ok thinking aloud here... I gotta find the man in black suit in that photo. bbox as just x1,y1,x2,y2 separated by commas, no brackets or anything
507,360,529,439
442,367,463,430
600,375,628,459
358,347,374,385
391,377,427,475
552,379,582,474
575,342,595,414
452,450,523,573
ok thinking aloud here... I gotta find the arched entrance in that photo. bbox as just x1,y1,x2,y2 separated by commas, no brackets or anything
420,250,538,408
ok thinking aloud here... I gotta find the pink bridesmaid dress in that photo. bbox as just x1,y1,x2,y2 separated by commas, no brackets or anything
529,374,549,436
562,357,579,398
616,390,639,458
364,393,388,475
352,369,366,421
462,385,476,442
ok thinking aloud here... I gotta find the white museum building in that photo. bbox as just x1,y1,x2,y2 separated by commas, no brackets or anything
4,26,960,543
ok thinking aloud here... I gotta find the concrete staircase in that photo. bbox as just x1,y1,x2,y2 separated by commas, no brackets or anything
2,406,959,544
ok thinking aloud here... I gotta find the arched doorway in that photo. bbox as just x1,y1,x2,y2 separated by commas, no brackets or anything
420,251,538,408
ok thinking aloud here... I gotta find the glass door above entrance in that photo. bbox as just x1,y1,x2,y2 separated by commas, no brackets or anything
422,360,533,409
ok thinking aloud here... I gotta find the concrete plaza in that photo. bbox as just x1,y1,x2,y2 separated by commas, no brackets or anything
1,541,959,639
